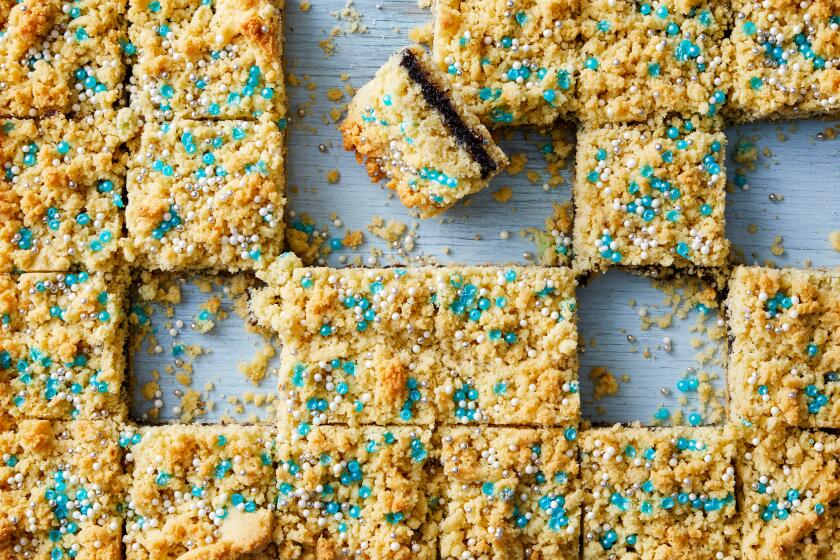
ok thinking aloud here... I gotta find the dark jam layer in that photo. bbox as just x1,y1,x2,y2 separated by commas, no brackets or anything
399,48,498,179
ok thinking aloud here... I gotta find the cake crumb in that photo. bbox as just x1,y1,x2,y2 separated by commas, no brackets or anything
408,22,433,44
179,390,204,422
589,366,619,401
238,343,277,384
367,216,407,242
326,88,344,102
492,186,512,203
330,0,368,34
506,153,527,175
141,381,159,401
526,202,572,266
829,231,840,252
326,169,341,183
319,38,336,57
342,230,364,248
770,235,785,256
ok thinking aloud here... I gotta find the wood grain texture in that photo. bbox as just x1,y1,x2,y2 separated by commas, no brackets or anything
130,0,840,424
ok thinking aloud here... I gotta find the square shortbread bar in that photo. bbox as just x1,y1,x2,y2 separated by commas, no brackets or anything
123,423,278,560
1,115,132,272
737,422,840,559
0,0,127,118
580,425,739,559
0,270,129,426
341,46,508,217
577,0,732,125
728,0,840,121
438,425,582,560
124,118,285,272
432,0,580,127
573,116,729,271
253,261,440,428
275,425,438,559
727,266,840,428
127,0,286,123
431,266,579,426
0,419,127,560
250,257,580,427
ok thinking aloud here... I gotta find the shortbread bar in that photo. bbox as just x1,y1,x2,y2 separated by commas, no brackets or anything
124,423,278,560
573,116,729,271
580,425,740,559
124,118,285,272
727,266,840,428
341,46,508,216
127,0,286,122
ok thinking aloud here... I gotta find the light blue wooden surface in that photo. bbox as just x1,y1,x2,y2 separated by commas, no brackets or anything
130,0,840,425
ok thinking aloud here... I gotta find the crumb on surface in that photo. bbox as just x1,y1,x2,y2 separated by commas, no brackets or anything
770,235,785,257
367,216,408,242
238,343,277,385
506,153,527,175
831,231,840,252
330,0,368,34
492,186,513,203
589,366,619,402
326,169,341,183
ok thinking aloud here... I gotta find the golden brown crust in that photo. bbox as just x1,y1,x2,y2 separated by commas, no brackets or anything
17,418,55,454
377,357,408,407
314,536,338,560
